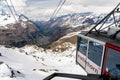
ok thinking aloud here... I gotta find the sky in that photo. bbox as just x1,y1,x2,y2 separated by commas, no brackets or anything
3,0,120,20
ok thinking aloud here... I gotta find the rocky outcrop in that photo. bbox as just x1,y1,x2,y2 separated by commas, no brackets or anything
0,21,39,47
48,35,77,52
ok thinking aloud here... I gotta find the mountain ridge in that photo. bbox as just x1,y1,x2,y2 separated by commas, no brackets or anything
0,12,109,47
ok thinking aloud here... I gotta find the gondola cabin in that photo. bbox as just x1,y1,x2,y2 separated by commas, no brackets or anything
76,30,120,77
76,4,120,77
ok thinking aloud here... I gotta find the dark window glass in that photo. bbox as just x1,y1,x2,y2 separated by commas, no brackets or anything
106,48,120,77
88,41,103,66
77,37,88,56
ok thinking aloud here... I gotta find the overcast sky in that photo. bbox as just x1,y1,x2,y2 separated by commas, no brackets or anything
5,0,120,20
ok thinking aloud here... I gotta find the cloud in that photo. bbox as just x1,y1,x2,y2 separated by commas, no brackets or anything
6,0,27,11
67,0,119,6
6,0,120,20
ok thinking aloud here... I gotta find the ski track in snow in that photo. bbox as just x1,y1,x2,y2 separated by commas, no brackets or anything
0,45,87,80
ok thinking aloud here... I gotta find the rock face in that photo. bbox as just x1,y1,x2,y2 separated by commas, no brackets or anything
0,21,39,47
49,35,77,52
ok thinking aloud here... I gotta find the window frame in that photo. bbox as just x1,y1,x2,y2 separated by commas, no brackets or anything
77,37,88,56
87,40,104,66
76,34,105,74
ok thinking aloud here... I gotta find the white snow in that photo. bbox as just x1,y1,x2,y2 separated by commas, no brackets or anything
0,63,12,77
0,44,87,80
0,15,18,28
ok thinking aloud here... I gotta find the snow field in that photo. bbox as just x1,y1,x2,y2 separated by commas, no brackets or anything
0,45,86,80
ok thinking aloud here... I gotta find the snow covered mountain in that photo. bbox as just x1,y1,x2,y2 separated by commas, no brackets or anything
36,12,108,38
32,12,107,47
0,13,41,47
0,11,109,48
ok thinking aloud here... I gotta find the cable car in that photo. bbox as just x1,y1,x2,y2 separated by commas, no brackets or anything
76,3,120,77
76,31,120,76
44,3,120,80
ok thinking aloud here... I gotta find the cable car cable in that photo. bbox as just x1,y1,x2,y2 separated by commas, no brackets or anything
5,0,18,23
50,0,66,20
52,0,66,20
9,0,18,16
50,0,63,20
52,0,66,19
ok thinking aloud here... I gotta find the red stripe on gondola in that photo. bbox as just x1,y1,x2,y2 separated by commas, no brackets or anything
101,47,108,75
106,43,120,51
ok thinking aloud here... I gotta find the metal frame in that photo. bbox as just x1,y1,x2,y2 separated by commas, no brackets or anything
43,73,100,80
86,3,120,36
43,73,120,80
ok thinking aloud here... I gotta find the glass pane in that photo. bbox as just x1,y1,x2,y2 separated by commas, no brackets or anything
77,37,88,56
88,41,103,66
106,48,120,77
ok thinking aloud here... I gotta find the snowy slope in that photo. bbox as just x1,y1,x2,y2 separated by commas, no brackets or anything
0,43,87,80
0,15,19,27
